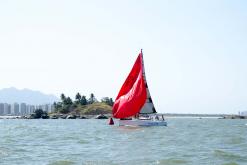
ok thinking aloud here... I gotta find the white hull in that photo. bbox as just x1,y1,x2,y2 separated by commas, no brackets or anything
119,119,167,127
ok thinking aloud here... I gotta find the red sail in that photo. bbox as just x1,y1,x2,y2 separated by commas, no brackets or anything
112,52,147,118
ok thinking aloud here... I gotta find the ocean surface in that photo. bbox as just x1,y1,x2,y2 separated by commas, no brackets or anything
0,118,246,165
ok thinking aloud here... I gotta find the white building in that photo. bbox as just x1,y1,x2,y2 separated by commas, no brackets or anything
240,111,247,116
35,105,42,110
25,105,35,114
48,104,54,113
26,105,30,114
39,104,54,113
0,103,4,115
11,103,19,115
42,104,48,112
0,103,54,115
20,103,27,115
30,105,35,114
4,103,11,115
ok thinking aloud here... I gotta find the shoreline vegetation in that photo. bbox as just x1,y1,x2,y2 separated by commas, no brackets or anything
47,92,114,119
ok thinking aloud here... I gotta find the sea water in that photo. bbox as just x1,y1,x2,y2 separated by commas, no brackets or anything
0,118,246,165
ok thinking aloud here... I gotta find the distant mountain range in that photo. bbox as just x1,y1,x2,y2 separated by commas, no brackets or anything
0,87,59,104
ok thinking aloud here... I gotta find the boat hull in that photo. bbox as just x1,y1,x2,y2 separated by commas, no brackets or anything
119,119,167,127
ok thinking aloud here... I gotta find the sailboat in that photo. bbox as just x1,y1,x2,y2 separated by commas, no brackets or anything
111,50,167,126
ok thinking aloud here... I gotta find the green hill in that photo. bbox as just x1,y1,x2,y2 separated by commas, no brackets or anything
52,102,112,116
74,102,112,115
52,93,114,116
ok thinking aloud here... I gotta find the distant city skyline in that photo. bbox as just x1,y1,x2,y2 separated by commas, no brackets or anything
0,102,54,116
0,0,247,114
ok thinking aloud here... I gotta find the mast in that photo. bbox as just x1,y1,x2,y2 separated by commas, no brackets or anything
139,49,157,114
140,49,146,83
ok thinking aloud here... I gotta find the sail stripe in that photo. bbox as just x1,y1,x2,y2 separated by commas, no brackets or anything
139,51,157,114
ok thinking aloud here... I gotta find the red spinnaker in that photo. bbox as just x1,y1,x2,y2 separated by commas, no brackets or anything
112,52,147,118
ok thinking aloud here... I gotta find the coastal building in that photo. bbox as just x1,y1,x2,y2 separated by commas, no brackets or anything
0,103,4,115
30,105,35,114
26,105,30,114
0,103,54,116
42,104,48,112
4,103,11,115
11,103,19,115
23,104,35,114
4,103,8,115
49,104,55,113
20,103,27,115
8,104,11,114
26,105,34,114
35,105,42,110
240,111,247,116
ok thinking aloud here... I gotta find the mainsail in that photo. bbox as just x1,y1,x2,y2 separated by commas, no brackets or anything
112,50,156,119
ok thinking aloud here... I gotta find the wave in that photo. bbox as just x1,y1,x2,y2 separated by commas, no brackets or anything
214,149,245,161
48,160,75,165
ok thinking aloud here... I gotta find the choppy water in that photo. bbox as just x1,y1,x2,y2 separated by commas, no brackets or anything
0,118,246,165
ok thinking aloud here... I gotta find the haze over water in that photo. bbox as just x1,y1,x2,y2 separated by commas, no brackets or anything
0,118,246,165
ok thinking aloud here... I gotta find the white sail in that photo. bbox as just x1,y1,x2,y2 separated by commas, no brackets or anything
139,51,157,114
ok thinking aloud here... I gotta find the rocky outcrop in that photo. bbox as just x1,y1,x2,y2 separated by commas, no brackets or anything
50,115,59,119
95,114,108,119
41,114,49,119
66,115,76,119
17,113,111,119
79,116,88,119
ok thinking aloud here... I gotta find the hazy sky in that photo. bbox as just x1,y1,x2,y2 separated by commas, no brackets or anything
0,0,247,114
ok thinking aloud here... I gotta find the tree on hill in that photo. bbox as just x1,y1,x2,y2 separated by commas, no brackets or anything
80,95,88,105
53,101,62,112
53,94,73,113
75,92,81,104
33,109,44,118
60,93,73,105
64,97,73,105
109,98,114,106
59,105,70,114
53,102,57,108
88,93,96,104
53,92,113,114
101,97,114,106
61,93,66,102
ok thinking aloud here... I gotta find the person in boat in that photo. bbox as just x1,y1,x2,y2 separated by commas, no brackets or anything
134,113,139,119
161,115,165,121
155,115,159,120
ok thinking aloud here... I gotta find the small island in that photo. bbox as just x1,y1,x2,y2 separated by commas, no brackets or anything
24,92,114,119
